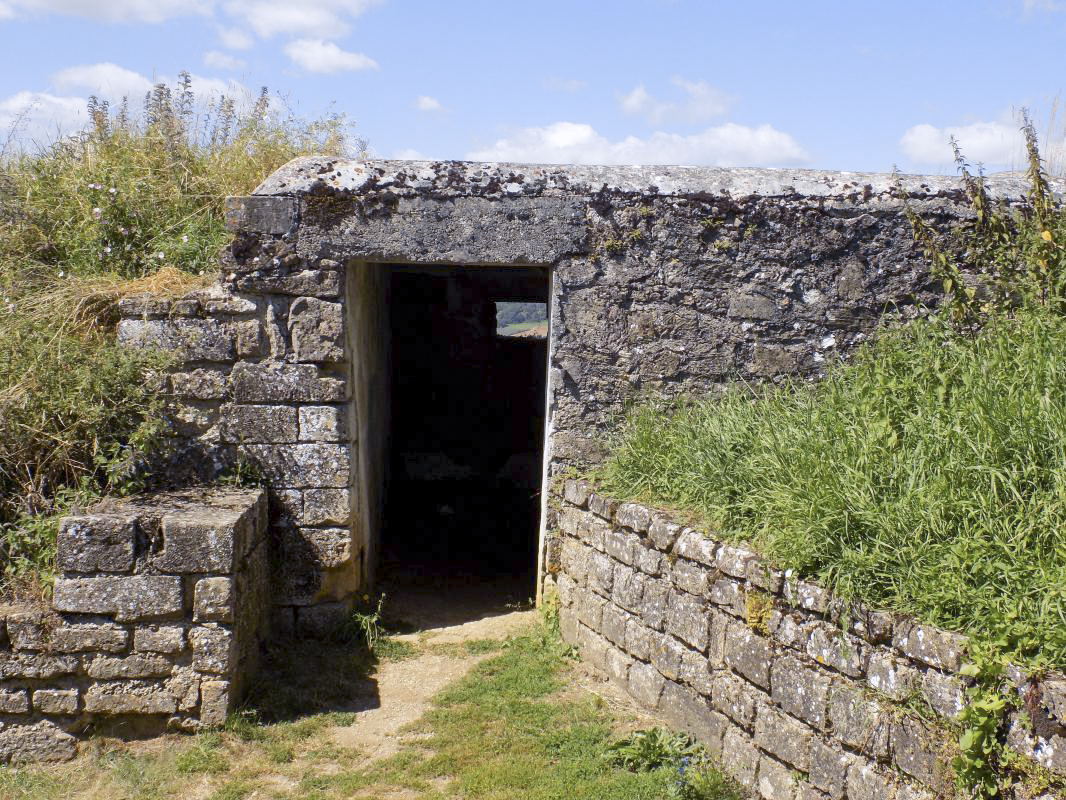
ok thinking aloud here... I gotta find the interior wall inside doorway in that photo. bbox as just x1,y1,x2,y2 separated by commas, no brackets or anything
381,265,549,586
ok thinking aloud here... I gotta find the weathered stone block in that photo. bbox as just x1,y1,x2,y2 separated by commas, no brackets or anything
666,591,709,651
0,720,77,763
48,623,129,654
724,622,773,689
86,653,174,680
169,368,230,400
241,443,350,488
615,502,652,532
809,741,853,800
0,689,30,713
231,362,347,403
768,609,805,651
892,619,966,673
84,680,178,714
57,514,136,573
648,514,682,551
748,558,785,594
805,621,865,678
613,564,646,614
641,577,669,631
826,682,889,759
890,718,952,792
718,544,757,578
650,631,686,681
628,660,665,709
675,529,718,566
194,577,234,623
755,704,813,771
562,479,590,507
710,577,745,616
199,680,232,727
189,625,235,675
671,558,708,596
624,617,654,661
634,542,663,576
301,488,353,526
784,578,830,614
225,195,296,234
604,529,636,565
134,625,186,654
0,652,78,680
158,513,237,573
721,725,761,785
236,268,342,297
33,689,79,715
676,648,715,697
587,492,618,521
167,665,203,712
659,680,727,753
53,576,184,622
865,650,920,701
771,654,831,730
600,603,628,645
713,671,758,728
118,318,236,362
577,624,609,671
278,526,353,568
845,763,898,800
577,590,606,630
920,668,965,719
605,646,634,685
757,754,799,800
220,405,298,443
289,297,345,362
298,405,347,442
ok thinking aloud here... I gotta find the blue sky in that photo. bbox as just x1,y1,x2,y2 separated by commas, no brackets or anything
1,0,1064,174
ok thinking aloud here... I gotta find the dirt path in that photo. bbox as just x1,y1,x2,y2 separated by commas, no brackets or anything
328,607,538,761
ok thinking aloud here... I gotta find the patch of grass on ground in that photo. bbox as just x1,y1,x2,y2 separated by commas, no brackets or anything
0,622,741,800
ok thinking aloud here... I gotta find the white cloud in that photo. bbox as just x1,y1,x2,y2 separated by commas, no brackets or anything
283,38,378,73
217,25,254,50
3,0,211,23
204,50,246,70
0,91,86,150
467,121,808,167
223,0,382,39
1023,0,1064,10
414,95,442,112
51,62,152,101
393,147,429,160
899,120,1026,167
543,77,587,93
0,2,14,18
618,76,732,125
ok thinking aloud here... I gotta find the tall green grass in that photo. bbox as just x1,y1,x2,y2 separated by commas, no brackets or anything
599,311,1066,667
0,74,356,598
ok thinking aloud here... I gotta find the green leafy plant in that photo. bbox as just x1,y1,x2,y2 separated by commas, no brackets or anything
604,728,702,772
901,111,1066,323
954,653,1009,799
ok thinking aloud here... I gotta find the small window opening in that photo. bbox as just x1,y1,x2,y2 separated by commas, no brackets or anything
495,301,548,339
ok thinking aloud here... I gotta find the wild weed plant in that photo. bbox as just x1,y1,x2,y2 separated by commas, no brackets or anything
0,73,356,598
599,116,1066,669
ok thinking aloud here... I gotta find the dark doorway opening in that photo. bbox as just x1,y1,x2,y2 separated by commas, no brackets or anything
379,265,549,620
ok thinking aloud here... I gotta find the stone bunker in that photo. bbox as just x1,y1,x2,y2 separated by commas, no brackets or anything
6,161,1066,798
114,158,1036,629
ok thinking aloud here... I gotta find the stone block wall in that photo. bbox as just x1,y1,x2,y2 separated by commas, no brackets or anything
0,487,267,763
551,480,1066,800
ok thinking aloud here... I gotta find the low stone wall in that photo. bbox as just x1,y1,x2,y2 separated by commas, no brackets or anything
0,487,268,763
550,480,1066,800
